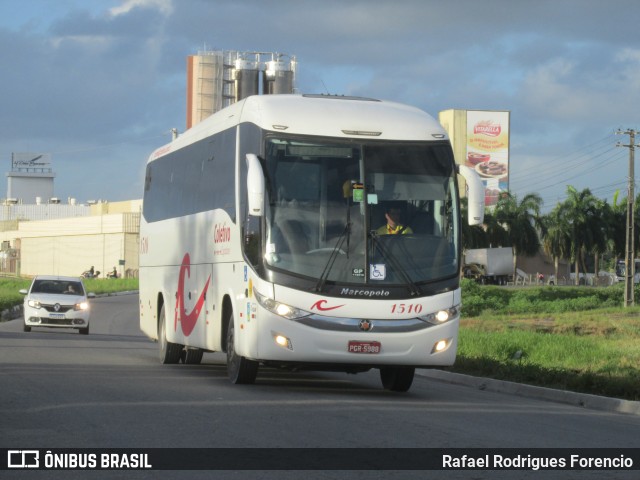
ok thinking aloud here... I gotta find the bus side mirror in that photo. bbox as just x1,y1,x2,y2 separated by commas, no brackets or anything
457,164,485,226
246,153,265,216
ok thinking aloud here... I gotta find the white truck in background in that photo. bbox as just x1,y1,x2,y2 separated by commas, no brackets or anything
463,247,514,285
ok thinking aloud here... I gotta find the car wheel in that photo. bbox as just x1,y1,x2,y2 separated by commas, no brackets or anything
158,304,182,364
380,366,415,392
79,325,89,335
226,310,258,384
23,323,31,333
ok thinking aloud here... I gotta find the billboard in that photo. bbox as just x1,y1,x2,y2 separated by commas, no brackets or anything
11,152,52,172
464,111,509,209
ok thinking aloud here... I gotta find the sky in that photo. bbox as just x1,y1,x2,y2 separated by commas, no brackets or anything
1,0,640,210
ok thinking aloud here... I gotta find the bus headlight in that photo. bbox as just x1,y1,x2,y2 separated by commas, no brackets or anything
420,306,459,325
431,338,452,353
254,288,311,320
273,332,293,351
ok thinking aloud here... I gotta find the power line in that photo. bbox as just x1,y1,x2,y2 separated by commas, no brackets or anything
511,141,618,186
509,133,615,183
550,179,629,205
530,148,626,193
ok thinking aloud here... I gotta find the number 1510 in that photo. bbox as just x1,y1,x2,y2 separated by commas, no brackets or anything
391,303,423,314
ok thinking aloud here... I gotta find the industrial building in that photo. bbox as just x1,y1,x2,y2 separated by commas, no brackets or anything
186,49,296,129
0,201,140,278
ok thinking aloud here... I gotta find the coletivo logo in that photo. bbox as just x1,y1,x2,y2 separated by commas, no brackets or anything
311,300,345,311
175,253,211,337
214,223,231,244
473,121,501,137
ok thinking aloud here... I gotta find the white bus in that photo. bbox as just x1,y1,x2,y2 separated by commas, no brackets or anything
139,94,484,392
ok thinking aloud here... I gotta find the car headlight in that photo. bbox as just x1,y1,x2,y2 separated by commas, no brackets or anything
74,301,89,311
419,305,459,325
253,288,311,320
27,299,41,309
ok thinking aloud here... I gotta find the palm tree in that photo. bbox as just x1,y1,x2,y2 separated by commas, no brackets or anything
589,198,611,277
609,191,627,264
559,186,606,285
542,205,571,284
483,208,510,248
493,191,544,279
608,191,640,282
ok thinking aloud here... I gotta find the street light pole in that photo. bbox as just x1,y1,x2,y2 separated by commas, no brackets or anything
617,129,638,307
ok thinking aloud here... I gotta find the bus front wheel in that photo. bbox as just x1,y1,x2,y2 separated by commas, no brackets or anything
226,312,258,384
380,366,415,392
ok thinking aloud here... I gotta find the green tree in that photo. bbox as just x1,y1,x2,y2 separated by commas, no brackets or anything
589,197,611,277
483,209,510,248
609,191,627,263
542,205,571,284
559,186,606,285
493,191,544,279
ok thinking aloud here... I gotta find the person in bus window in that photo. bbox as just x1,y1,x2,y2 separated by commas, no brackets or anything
376,207,413,235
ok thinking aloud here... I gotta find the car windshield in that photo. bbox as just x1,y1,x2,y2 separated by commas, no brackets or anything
31,280,84,295
262,137,459,287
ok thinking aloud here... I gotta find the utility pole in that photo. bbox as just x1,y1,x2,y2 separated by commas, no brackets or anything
616,129,638,307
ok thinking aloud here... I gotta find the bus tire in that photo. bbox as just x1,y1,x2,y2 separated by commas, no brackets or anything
226,311,258,384
380,366,415,392
184,348,204,365
158,304,182,364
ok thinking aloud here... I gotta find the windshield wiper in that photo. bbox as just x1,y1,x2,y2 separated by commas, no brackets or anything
369,231,421,296
314,222,350,293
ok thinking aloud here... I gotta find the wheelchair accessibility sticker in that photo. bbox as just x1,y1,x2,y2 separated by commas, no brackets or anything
370,264,386,280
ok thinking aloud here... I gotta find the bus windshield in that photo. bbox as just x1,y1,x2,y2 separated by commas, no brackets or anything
262,136,459,288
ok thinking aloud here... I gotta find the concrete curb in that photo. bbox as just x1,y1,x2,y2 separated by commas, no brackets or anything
417,368,640,416
95,290,139,297
1,304,23,321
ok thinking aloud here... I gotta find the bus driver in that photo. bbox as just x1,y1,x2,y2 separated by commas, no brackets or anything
376,207,413,235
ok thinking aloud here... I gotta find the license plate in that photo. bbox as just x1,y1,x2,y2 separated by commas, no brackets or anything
348,341,381,354
49,313,65,319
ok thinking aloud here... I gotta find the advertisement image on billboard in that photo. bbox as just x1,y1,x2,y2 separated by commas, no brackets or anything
465,111,510,209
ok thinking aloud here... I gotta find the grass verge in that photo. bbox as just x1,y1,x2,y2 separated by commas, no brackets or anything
449,283,640,401
453,326,640,400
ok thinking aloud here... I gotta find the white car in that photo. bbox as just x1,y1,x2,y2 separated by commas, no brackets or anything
20,275,95,334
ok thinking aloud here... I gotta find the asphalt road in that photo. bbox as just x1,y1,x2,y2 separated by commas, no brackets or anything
0,294,638,480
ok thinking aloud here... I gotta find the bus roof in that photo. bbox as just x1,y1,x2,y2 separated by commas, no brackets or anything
149,94,448,162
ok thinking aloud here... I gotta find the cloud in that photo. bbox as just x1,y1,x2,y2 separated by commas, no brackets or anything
109,0,174,17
